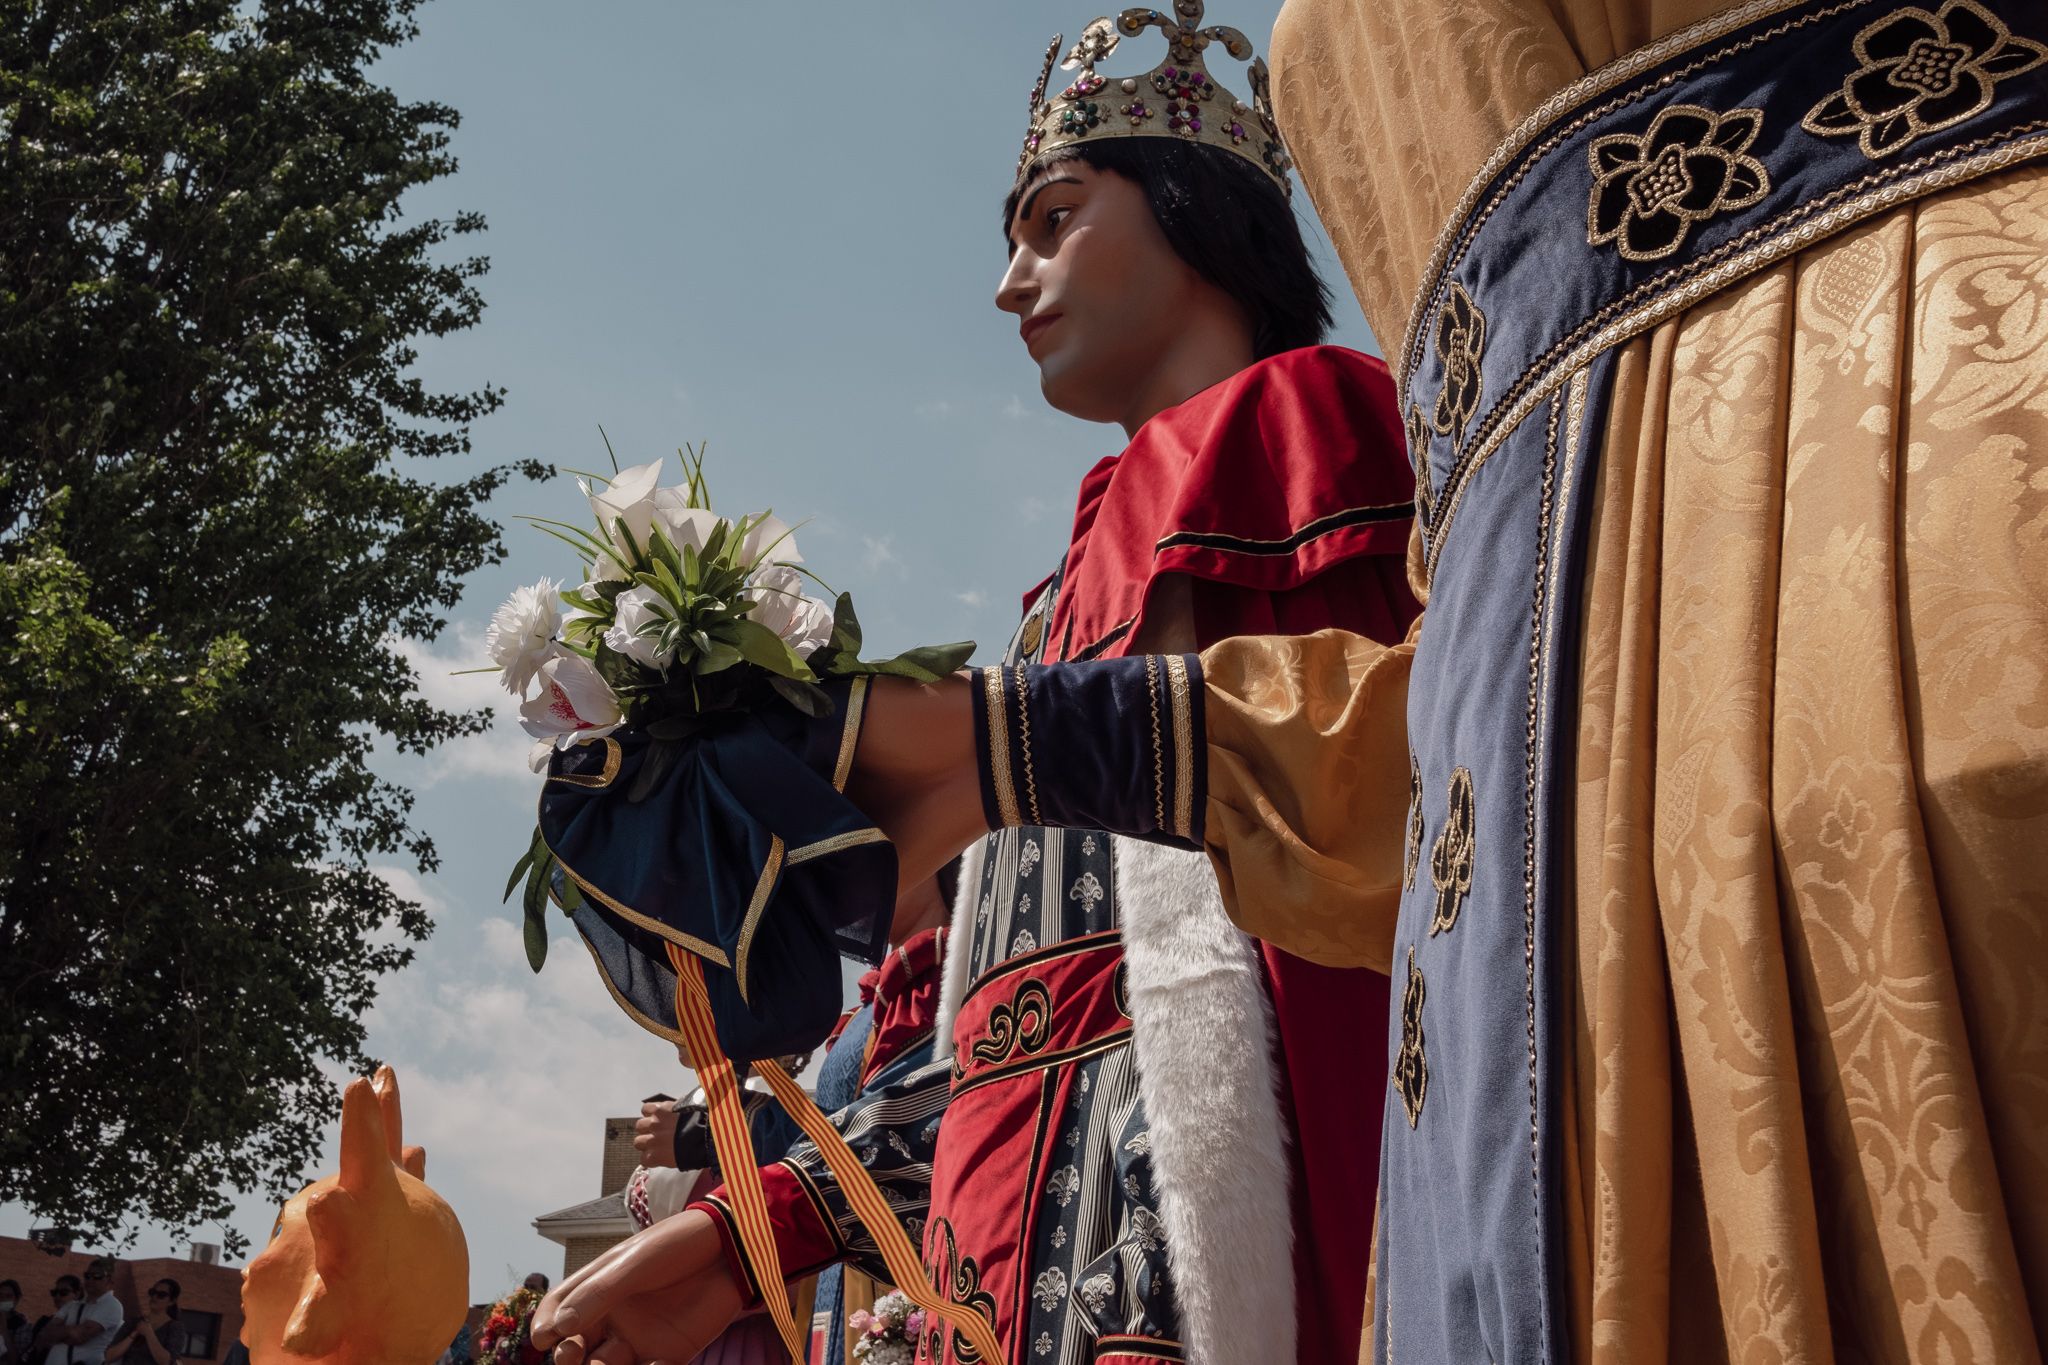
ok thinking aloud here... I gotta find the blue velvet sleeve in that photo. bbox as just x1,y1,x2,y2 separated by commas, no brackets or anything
970,656,1207,848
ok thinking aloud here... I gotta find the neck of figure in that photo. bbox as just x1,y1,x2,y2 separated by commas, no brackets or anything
1117,317,1257,438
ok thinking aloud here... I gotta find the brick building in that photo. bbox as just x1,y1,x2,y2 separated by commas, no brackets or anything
531,1094,671,1279
0,1232,243,1359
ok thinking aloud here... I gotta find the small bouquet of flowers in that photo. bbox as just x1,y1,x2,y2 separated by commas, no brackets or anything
848,1291,925,1365
488,447,973,970
475,1285,543,1365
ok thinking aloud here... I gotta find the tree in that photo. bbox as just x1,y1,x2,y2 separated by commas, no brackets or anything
0,0,534,1251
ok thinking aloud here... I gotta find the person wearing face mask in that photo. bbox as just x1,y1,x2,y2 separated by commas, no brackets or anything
532,8,1417,1364
0,1280,28,1361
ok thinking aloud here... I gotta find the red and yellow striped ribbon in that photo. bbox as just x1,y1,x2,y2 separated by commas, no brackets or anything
666,943,1008,1365
666,945,807,1360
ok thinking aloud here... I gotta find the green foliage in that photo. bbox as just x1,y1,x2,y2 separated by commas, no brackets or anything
0,0,537,1252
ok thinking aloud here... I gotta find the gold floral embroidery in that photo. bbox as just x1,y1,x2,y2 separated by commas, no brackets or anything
1403,755,1424,892
1803,0,2047,159
966,979,1053,1071
1428,766,1476,935
1394,946,1428,1128
922,1217,999,1364
1406,404,1435,525
1588,104,1770,262
1429,282,1487,440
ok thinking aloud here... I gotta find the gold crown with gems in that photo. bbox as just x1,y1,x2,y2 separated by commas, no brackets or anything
1017,2,1293,196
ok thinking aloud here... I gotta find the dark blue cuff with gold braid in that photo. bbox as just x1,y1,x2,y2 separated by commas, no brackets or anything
970,656,1205,848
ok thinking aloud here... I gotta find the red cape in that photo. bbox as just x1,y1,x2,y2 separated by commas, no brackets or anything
1046,345,1417,1365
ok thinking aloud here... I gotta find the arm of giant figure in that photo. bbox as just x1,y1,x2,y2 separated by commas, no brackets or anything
532,628,1413,1360
857,626,1417,974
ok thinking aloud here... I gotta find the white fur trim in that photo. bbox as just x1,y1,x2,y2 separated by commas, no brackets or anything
933,836,988,1062
1114,836,1297,1365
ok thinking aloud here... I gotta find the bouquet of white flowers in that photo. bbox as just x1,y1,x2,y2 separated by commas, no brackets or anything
488,447,972,970
848,1291,924,1365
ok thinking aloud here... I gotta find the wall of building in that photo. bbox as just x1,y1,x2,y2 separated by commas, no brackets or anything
599,1114,641,1196
562,1235,619,1279
0,1238,245,1361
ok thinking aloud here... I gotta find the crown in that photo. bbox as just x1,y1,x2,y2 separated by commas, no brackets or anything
1017,3,1293,196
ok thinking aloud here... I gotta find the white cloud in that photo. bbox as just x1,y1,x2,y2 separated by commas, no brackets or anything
861,535,902,576
914,400,954,420
388,624,541,790
954,589,987,609
1018,497,1049,524
1000,395,1028,421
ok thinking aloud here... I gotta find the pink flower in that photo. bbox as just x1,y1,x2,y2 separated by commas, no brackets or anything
905,1310,925,1336
847,1310,872,1334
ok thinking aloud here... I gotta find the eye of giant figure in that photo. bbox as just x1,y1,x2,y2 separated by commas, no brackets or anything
998,161,1214,428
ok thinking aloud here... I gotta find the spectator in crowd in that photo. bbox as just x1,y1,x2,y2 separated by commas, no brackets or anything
1,1280,29,1361
26,1275,81,1365
35,1257,121,1365
521,1274,548,1297
104,1279,186,1365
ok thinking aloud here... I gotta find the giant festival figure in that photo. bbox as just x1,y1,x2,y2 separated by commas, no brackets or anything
526,0,2048,1362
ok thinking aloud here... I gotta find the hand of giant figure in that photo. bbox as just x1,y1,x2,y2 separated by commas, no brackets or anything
241,1066,470,1364
531,1210,743,1364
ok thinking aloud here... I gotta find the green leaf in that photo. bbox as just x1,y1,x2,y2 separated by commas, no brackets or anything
769,674,834,717
524,902,550,972
728,618,817,681
696,638,743,674
502,827,544,903
830,592,862,655
522,853,552,970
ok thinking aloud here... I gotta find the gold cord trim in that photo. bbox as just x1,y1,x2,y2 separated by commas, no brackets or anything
1145,655,1166,833
570,932,686,1046
1162,655,1196,839
785,827,890,866
832,676,869,793
543,837,730,968
544,736,623,788
732,835,786,1006
1014,667,1043,825
982,667,1022,827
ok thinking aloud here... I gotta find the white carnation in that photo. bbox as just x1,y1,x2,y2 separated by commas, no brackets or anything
486,578,562,696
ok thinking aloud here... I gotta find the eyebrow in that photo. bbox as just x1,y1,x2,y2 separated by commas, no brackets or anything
1009,175,1084,239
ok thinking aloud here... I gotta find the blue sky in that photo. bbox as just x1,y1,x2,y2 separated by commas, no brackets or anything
3,0,1379,1305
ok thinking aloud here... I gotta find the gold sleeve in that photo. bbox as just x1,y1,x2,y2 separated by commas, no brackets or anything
1200,625,1416,974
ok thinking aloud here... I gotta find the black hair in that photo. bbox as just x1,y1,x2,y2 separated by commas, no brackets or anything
153,1278,182,1318
527,1272,551,1292
1004,138,1334,360
0,1279,18,1298
55,1275,82,1295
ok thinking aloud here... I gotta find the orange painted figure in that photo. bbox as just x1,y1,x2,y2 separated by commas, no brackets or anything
242,1065,468,1364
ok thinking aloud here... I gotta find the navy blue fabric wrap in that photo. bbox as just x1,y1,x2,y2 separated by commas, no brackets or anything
1380,2,2048,1362
970,656,1206,849
539,678,894,1062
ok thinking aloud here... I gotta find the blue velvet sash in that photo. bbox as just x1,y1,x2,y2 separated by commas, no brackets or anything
1387,2,2048,1359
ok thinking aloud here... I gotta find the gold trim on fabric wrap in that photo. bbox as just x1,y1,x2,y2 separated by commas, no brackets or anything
751,1056,1011,1365
545,735,623,788
1146,655,1167,833
958,928,1125,1008
541,835,731,968
1014,666,1044,825
1163,655,1197,839
785,827,890,866
832,676,869,793
949,1028,1136,1099
732,835,786,1007
571,932,687,1046
1398,0,1880,385
1423,125,2048,579
982,666,1023,827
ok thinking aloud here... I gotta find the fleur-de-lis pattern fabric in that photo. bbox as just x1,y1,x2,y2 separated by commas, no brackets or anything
1802,0,2048,158
1268,0,2048,1358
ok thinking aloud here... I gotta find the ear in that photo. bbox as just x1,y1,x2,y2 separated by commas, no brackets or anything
400,1145,426,1180
371,1065,405,1162
280,1276,344,1357
336,1078,397,1197
303,1188,358,1282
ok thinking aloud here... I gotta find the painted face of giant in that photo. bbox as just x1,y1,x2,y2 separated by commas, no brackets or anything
997,160,1208,425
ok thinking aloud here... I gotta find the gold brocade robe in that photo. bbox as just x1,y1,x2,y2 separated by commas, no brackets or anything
1200,0,2048,1360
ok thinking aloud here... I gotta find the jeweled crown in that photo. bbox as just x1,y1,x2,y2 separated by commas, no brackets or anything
1017,2,1293,196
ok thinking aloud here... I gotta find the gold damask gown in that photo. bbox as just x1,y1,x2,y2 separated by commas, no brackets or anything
1263,1,2048,1360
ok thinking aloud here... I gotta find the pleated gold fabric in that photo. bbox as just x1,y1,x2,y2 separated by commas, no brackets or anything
1266,2,2048,1360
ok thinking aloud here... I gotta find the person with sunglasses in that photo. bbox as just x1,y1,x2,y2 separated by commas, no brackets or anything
24,1276,79,1365
103,1281,184,1365
39,1260,120,1365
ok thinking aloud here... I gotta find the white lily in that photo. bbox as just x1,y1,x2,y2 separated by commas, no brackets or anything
747,564,834,657
602,585,675,670
518,653,624,748
588,459,664,568
651,488,723,558
736,512,803,568
485,578,563,696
